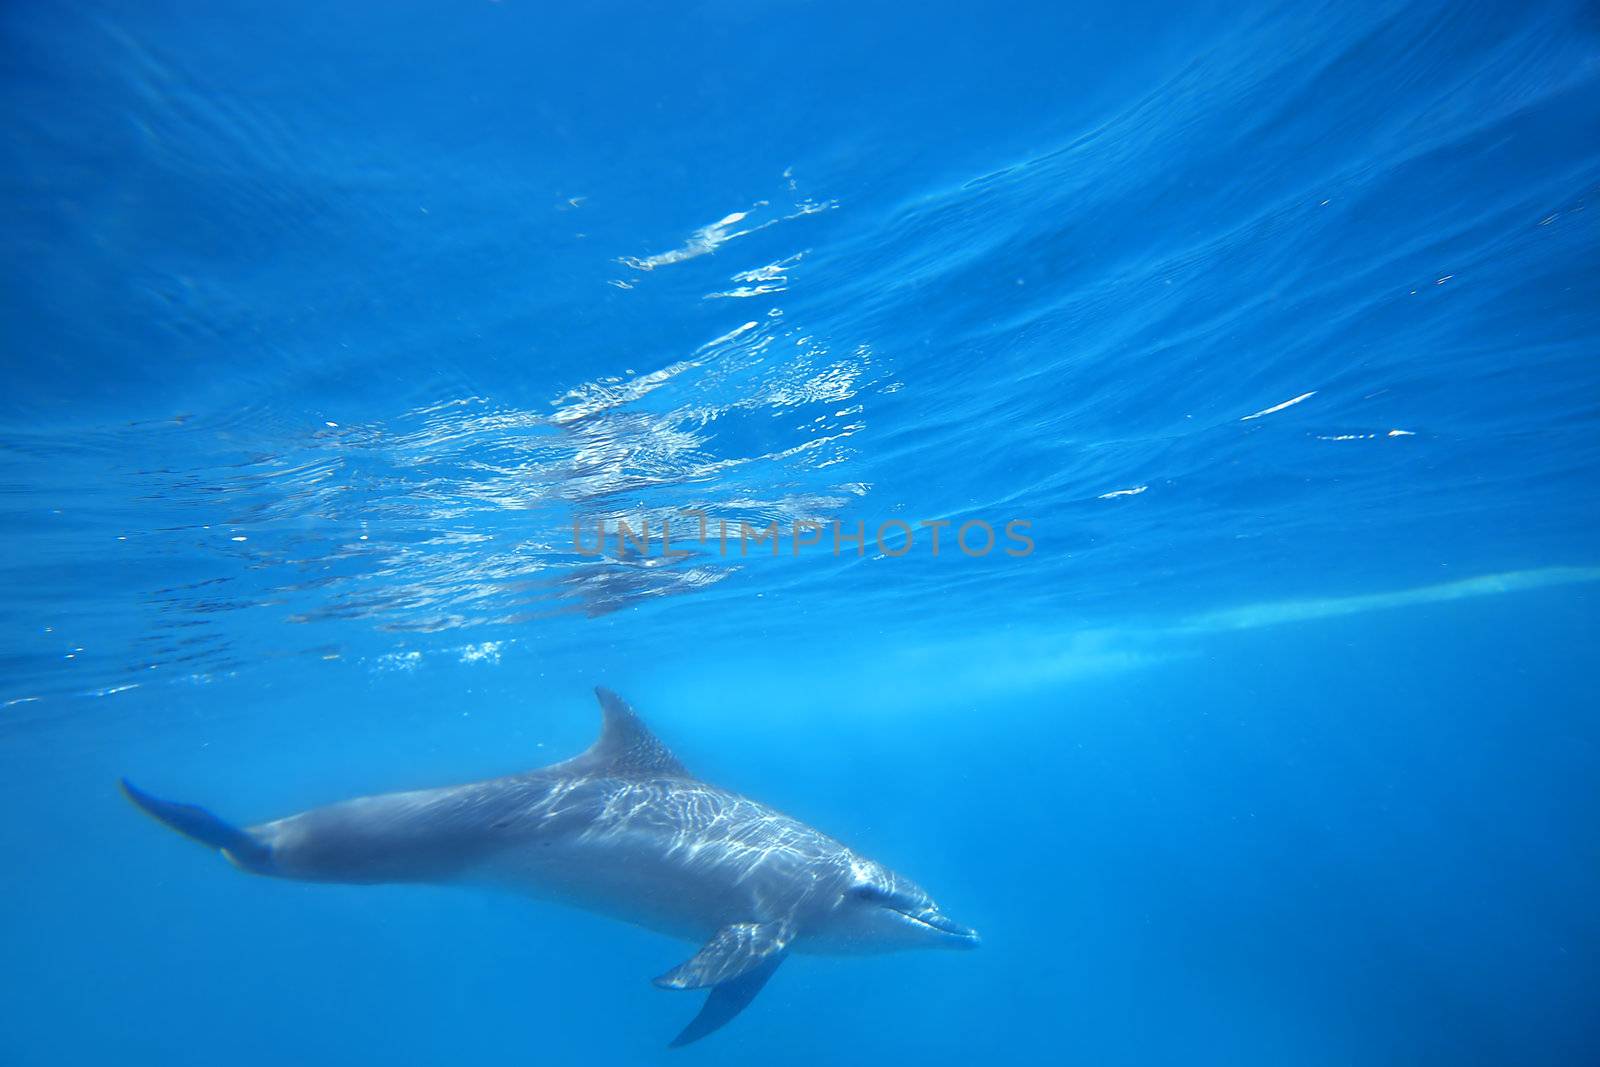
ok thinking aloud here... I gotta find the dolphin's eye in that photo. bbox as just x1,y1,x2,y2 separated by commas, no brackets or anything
852,885,886,901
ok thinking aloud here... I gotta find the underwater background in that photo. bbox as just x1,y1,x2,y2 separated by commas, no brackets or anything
3,0,1598,1063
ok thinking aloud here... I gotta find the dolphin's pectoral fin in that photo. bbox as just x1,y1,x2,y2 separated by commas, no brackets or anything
653,921,792,990
667,952,785,1048
119,779,272,874
654,921,792,1047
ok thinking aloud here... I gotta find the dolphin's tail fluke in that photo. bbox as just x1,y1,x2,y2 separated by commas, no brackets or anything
120,779,273,874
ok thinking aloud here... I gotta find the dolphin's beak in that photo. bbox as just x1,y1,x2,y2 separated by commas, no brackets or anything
900,907,981,948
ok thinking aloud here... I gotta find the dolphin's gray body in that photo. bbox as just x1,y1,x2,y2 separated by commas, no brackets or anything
122,688,978,1046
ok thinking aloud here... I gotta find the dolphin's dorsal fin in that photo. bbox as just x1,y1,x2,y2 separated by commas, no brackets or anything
566,687,690,778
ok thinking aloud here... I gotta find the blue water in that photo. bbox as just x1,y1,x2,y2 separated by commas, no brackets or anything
3,1,1598,1063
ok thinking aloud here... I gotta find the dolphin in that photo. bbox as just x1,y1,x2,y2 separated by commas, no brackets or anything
121,687,979,1046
